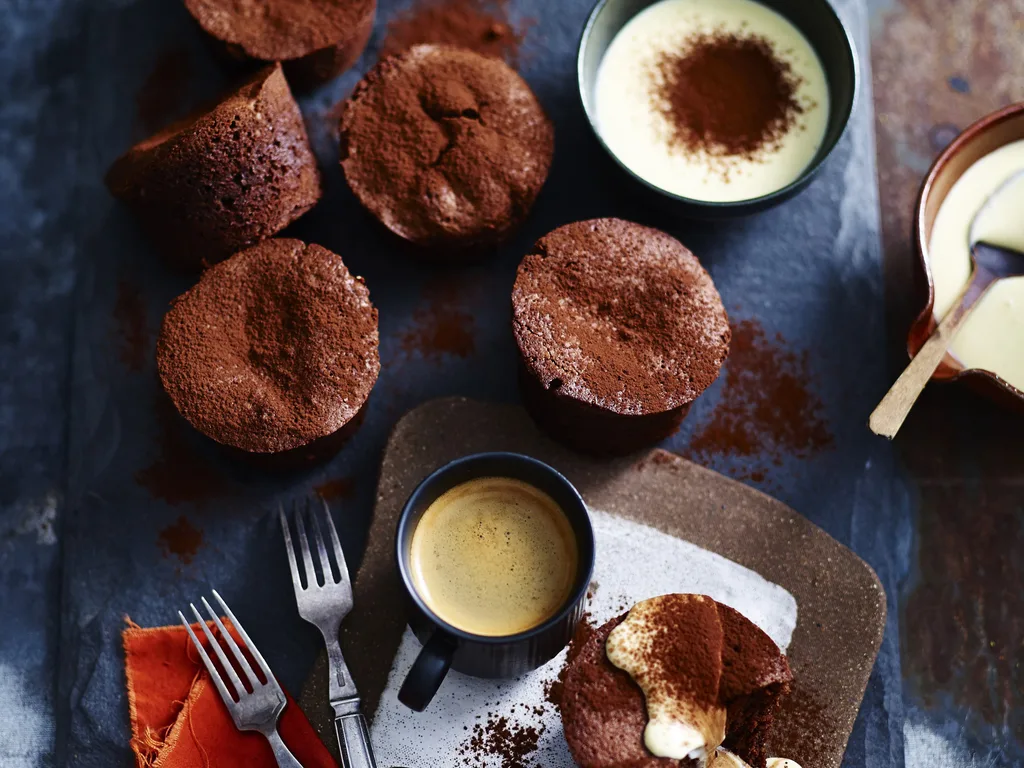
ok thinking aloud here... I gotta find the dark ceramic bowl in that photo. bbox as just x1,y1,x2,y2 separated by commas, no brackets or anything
910,102,1024,409
577,0,858,216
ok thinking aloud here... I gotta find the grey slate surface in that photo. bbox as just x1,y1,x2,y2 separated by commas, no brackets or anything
1,0,913,766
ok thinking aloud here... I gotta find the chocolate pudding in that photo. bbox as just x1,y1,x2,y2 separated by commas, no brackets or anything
512,219,730,455
716,604,793,768
339,44,554,252
183,0,376,89
559,595,793,768
107,65,321,271
156,238,379,463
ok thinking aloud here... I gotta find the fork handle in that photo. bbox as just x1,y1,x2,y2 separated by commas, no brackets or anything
264,727,303,768
335,712,377,768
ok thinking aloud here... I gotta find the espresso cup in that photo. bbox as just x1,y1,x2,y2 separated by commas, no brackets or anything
395,452,595,711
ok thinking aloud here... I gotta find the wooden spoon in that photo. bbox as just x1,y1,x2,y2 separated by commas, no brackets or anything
869,171,1024,439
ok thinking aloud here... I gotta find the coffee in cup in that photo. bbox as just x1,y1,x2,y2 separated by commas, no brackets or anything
408,476,578,637
396,452,595,711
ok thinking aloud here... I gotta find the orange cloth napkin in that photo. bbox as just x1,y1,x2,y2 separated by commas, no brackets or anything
123,617,337,768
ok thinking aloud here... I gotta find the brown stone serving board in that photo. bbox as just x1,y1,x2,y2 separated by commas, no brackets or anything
300,397,886,768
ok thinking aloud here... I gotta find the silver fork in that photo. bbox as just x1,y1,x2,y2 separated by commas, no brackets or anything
281,498,376,768
179,590,301,768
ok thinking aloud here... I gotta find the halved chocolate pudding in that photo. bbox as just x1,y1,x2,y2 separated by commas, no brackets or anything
339,44,554,252
106,64,321,271
560,595,793,768
512,219,730,455
716,604,793,767
156,238,379,463
183,0,376,89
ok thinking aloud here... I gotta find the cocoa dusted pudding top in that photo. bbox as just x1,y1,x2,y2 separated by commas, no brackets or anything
156,238,380,453
339,44,554,248
512,218,730,416
184,0,375,61
560,595,793,768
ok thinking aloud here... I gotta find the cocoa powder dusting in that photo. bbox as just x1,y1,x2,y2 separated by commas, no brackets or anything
457,712,544,768
157,515,204,564
135,397,228,505
397,281,476,362
655,33,806,171
609,595,723,711
513,219,730,413
381,0,531,67
685,319,833,480
136,47,192,133
113,279,148,371
339,45,553,248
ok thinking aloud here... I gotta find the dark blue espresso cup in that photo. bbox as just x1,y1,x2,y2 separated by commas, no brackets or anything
395,452,595,711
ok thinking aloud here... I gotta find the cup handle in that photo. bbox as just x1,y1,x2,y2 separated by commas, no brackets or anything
397,631,456,711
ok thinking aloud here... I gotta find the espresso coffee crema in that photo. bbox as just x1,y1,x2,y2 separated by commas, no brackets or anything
409,477,578,637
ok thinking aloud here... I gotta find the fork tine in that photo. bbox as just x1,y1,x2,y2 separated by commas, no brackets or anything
213,589,279,691
319,496,350,580
308,497,336,583
294,501,319,588
201,596,261,690
279,505,304,591
180,612,238,708
189,603,245,700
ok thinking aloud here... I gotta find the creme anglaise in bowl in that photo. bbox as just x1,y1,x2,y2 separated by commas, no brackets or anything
576,0,858,215
911,102,1024,407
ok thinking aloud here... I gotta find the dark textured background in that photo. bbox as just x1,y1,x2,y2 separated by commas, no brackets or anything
2,0,1016,765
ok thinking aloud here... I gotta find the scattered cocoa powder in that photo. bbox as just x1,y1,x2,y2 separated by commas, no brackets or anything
458,712,544,767
157,515,204,564
135,396,229,505
316,476,356,501
655,32,806,165
396,279,476,362
381,0,532,67
136,46,192,133
685,319,833,481
113,279,148,371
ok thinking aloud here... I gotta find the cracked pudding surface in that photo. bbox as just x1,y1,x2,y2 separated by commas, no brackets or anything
338,44,554,249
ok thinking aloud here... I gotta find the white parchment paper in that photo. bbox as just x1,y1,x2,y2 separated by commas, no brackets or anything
371,509,798,767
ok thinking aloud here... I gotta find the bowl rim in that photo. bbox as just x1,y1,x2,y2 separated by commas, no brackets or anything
575,0,860,209
910,101,1024,400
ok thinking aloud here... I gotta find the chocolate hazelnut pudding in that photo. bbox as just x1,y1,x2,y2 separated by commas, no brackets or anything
560,595,794,768
183,0,376,89
107,65,321,271
512,219,730,455
338,44,554,252
156,238,379,461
